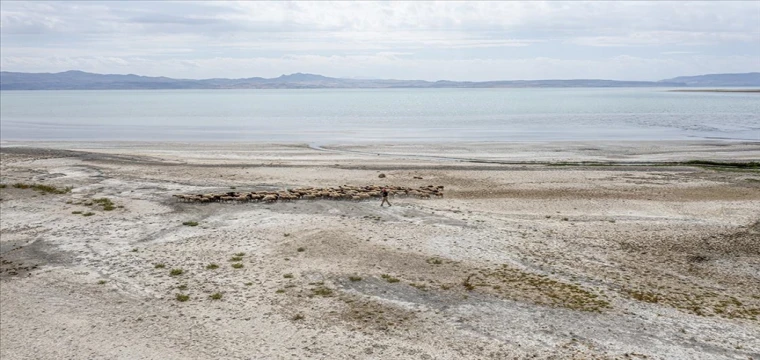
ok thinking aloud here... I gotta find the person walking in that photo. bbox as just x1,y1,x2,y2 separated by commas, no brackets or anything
380,188,391,207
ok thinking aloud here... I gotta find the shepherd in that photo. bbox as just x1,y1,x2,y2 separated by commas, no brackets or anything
380,188,391,207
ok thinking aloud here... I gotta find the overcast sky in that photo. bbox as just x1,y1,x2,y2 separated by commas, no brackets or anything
1,1,759,81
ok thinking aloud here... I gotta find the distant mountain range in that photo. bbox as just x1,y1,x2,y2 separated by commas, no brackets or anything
1,70,758,90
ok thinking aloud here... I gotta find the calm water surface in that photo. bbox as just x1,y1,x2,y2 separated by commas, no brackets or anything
1,88,758,142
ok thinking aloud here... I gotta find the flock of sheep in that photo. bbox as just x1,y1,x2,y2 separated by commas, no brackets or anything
173,185,444,204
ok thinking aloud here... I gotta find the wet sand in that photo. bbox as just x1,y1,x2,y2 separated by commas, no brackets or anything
1,140,759,359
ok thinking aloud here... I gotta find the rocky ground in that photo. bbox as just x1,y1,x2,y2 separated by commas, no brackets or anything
1,141,759,359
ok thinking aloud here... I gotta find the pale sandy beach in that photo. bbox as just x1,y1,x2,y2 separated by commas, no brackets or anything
1,140,759,359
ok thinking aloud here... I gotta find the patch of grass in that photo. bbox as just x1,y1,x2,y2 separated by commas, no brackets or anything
275,289,285,293
177,284,188,290
685,160,759,169
230,186,236,189
231,263,244,269
82,212,95,217
297,247,305,252
72,211,82,214
426,258,443,265
182,221,199,227
291,314,304,321
312,286,333,296
283,273,294,279
234,252,245,257
170,268,184,276
381,274,400,283
462,274,476,291
175,294,190,302
93,198,115,211
284,233,291,237
131,248,138,252
229,256,243,262
562,217,569,221
12,183,72,194
244,282,253,286
209,292,222,300
0,184,6,189
97,280,107,285
154,264,166,269
349,276,362,282
206,263,219,270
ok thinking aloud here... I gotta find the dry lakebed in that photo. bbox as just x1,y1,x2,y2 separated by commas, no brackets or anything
1,141,759,359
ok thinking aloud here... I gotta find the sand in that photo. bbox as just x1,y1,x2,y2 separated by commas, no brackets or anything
1,140,759,359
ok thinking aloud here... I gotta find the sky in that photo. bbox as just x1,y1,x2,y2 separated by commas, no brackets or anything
1,1,759,81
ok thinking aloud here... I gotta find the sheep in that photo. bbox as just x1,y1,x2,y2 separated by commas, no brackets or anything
262,195,277,203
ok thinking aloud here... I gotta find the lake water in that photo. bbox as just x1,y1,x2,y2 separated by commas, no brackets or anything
1,88,758,143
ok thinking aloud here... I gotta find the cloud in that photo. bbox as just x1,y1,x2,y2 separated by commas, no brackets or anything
1,1,758,79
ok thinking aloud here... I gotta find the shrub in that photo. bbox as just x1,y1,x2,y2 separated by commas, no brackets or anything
170,268,184,276
72,211,82,214
229,256,243,262
381,274,400,283
182,221,199,227
176,294,190,302
291,314,304,321
297,247,305,252
154,264,166,269
234,252,245,257
231,263,243,269
283,273,294,279
98,280,107,285
209,292,222,300
349,276,362,282
206,263,219,270
82,212,95,217
312,287,333,296
177,284,188,290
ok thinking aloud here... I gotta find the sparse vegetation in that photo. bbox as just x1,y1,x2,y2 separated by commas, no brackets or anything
381,274,400,283
72,211,82,214
154,264,166,269
275,289,285,293
312,286,333,296
209,292,223,300
131,248,138,252
284,233,291,237
349,276,362,282
206,263,219,270
98,280,107,285
0,184,6,189
283,273,294,278
182,221,199,227
177,284,188,290
297,247,305,252
229,256,243,262
427,258,443,265
291,314,304,321
82,212,95,217
170,268,184,276
176,294,190,302
93,198,115,211
234,252,245,257
12,183,72,194
231,263,244,269
244,282,253,286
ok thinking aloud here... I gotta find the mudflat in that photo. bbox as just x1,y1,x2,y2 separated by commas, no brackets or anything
1,141,759,359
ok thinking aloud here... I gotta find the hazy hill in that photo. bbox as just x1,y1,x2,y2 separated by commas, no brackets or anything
659,72,760,86
1,70,758,90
